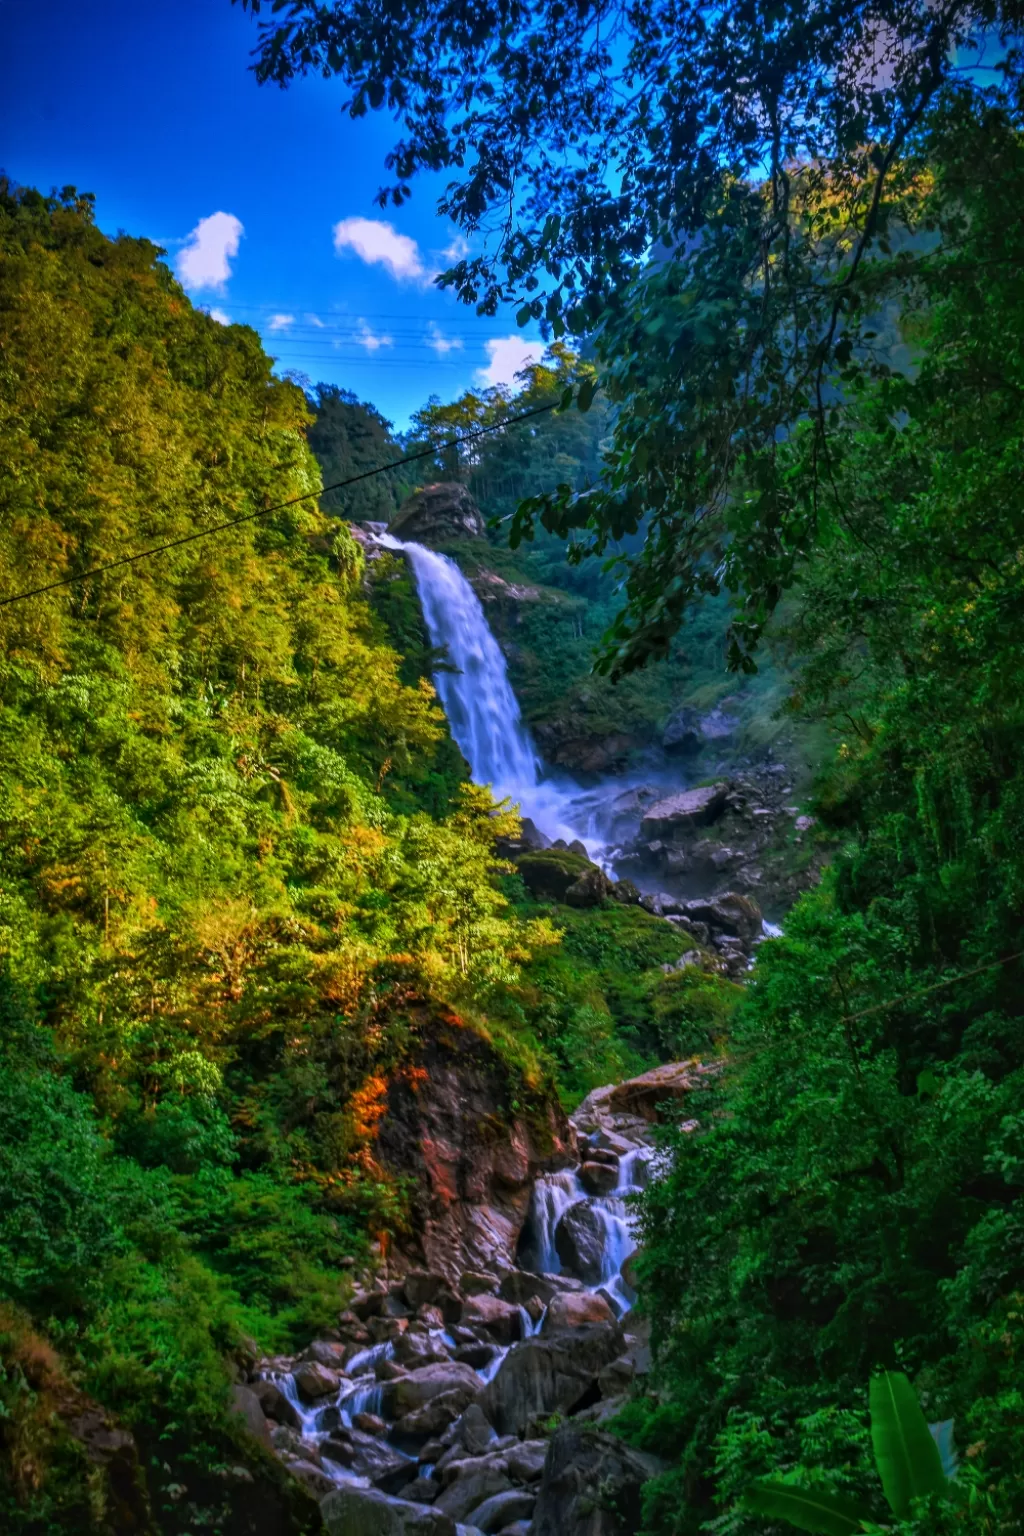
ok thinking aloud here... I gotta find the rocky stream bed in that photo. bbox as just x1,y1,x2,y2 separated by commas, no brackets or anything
233,1069,706,1536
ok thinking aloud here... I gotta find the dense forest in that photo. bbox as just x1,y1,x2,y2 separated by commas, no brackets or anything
5,0,1024,1532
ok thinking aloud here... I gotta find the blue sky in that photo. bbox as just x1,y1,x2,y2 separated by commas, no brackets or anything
0,0,547,427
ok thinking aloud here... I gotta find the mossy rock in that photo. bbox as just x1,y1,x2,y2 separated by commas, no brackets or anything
516,848,594,900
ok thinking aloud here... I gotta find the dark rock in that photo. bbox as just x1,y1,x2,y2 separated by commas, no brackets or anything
455,1342,500,1371
516,849,594,902
322,1429,414,1493
505,1439,548,1483
543,1292,616,1330
598,1356,636,1397
640,783,729,834
352,1289,388,1320
400,1476,440,1504
680,892,763,947
385,1362,484,1417
390,482,485,543
553,1201,607,1284
354,1411,389,1435
229,1383,273,1447
395,1331,452,1369
460,1270,501,1296
435,1467,514,1523
609,878,641,904
471,1490,536,1533
301,1338,350,1369
288,1458,337,1498
578,1160,618,1196
476,1324,623,1438
662,707,703,755
531,1426,665,1536
293,1361,341,1401
461,1294,524,1345
607,1062,700,1124
499,1269,583,1308
397,1392,470,1438
563,865,614,908
404,1271,449,1310
251,1377,302,1430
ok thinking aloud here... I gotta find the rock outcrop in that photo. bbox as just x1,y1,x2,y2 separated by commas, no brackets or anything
532,1427,665,1536
390,483,485,543
375,1016,576,1283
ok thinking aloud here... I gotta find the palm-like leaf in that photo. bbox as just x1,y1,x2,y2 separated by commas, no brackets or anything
743,1480,874,1534
870,1372,948,1517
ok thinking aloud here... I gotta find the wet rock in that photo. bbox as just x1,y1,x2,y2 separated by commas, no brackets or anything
400,1476,441,1504
455,1342,501,1371
477,1324,623,1437
386,1362,484,1417
288,1458,337,1498
455,1402,498,1457
229,1383,273,1447
460,1270,501,1296
354,1411,388,1434
390,482,485,542
379,1358,412,1381
680,891,762,946
352,1289,389,1320
301,1339,350,1369
462,1294,524,1345
598,1356,636,1397
322,1429,413,1492
640,783,729,834
578,1160,618,1196
404,1271,449,1310
418,1304,447,1330
543,1292,616,1330
498,1269,583,1308
563,865,613,908
293,1361,341,1401
610,878,641,904
553,1201,607,1284
531,1426,665,1536
251,1377,302,1429
398,1388,481,1438
322,1485,456,1536
495,1525,533,1536
436,1467,514,1523
607,1062,701,1124
505,1439,549,1483
395,1330,452,1369
471,1490,536,1532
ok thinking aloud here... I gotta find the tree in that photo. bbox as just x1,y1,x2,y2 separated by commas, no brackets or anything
306,383,403,519
236,0,1024,673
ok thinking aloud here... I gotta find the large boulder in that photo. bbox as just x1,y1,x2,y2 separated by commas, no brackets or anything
461,1293,524,1345
322,1429,414,1493
390,483,485,543
531,1426,665,1536
384,1361,483,1418
435,1467,514,1522
499,1269,584,1308
321,1487,405,1536
663,706,738,755
607,1062,701,1124
640,783,729,835
680,892,763,947
515,848,596,902
543,1292,616,1331
553,1201,607,1285
477,1324,623,1437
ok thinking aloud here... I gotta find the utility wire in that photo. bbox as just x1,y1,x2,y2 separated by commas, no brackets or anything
0,398,560,611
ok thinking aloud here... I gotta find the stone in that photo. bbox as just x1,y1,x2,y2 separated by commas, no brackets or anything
288,1458,337,1497
620,1249,641,1292
321,1487,414,1536
471,1490,536,1533
578,1160,618,1196
292,1362,341,1401
301,1338,350,1369
354,1411,388,1435
436,1468,514,1523
405,1271,449,1310
504,1439,548,1483
352,1290,388,1321
553,1201,607,1284
400,1476,441,1505
606,1062,700,1124
498,1269,583,1308
531,1427,665,1536
640,783,729,834
543,1291,616,1330
390,482,485,542
395,1331,452,1369
228,1384,273,1447
681,891,763,946
563,865,614,908
322,1429,414,1493
386,1362,484,1417
495,1525,533,1536
398,1390,477,1438
456,1401,498,1457
438,1452,510,1488
455,1343,500,1371
418,1304,447,1330
477,1324,623,1438
251,1377,302,1430
598,1356,636,1397
379,1358,411,1381
515,849,594,902
460,1270,501,1296
609,878,641,905
461,1294,524,1345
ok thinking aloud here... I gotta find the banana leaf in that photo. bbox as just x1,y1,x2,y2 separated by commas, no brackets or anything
870,1371,948,1517
743,1480,874,1534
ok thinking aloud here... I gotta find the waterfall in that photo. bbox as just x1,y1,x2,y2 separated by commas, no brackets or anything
379,533,604,856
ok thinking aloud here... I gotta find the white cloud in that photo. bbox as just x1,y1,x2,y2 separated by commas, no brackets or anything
332,216,432,285
475,335,546,389
305,312,325,327
441,233,470,263
426,323,463,356
354,320,393,353
207,307,231,326
267,313,295,332
176,211,244,292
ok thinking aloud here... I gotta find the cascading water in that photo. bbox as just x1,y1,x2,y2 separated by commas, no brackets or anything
379,533,606,857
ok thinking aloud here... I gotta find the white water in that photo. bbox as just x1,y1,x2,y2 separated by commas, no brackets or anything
379,533,608,858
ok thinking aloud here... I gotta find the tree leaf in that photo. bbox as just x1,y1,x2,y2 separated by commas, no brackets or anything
870,1372,949,1517
577,376,597,413
743,1481,874,1534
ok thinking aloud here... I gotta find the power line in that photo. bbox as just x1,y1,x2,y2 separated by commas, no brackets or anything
0,399,560,612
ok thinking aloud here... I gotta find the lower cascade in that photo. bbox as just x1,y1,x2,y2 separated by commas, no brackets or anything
248,1082,666,1532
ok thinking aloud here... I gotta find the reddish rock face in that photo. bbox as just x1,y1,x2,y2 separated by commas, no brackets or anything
543,1292,617,1330
376,1019,576,1284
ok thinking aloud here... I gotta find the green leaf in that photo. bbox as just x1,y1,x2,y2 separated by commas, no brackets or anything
870,1372,949,1517
577,376,597,413
743,1481,874,1534
516,304,533,328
